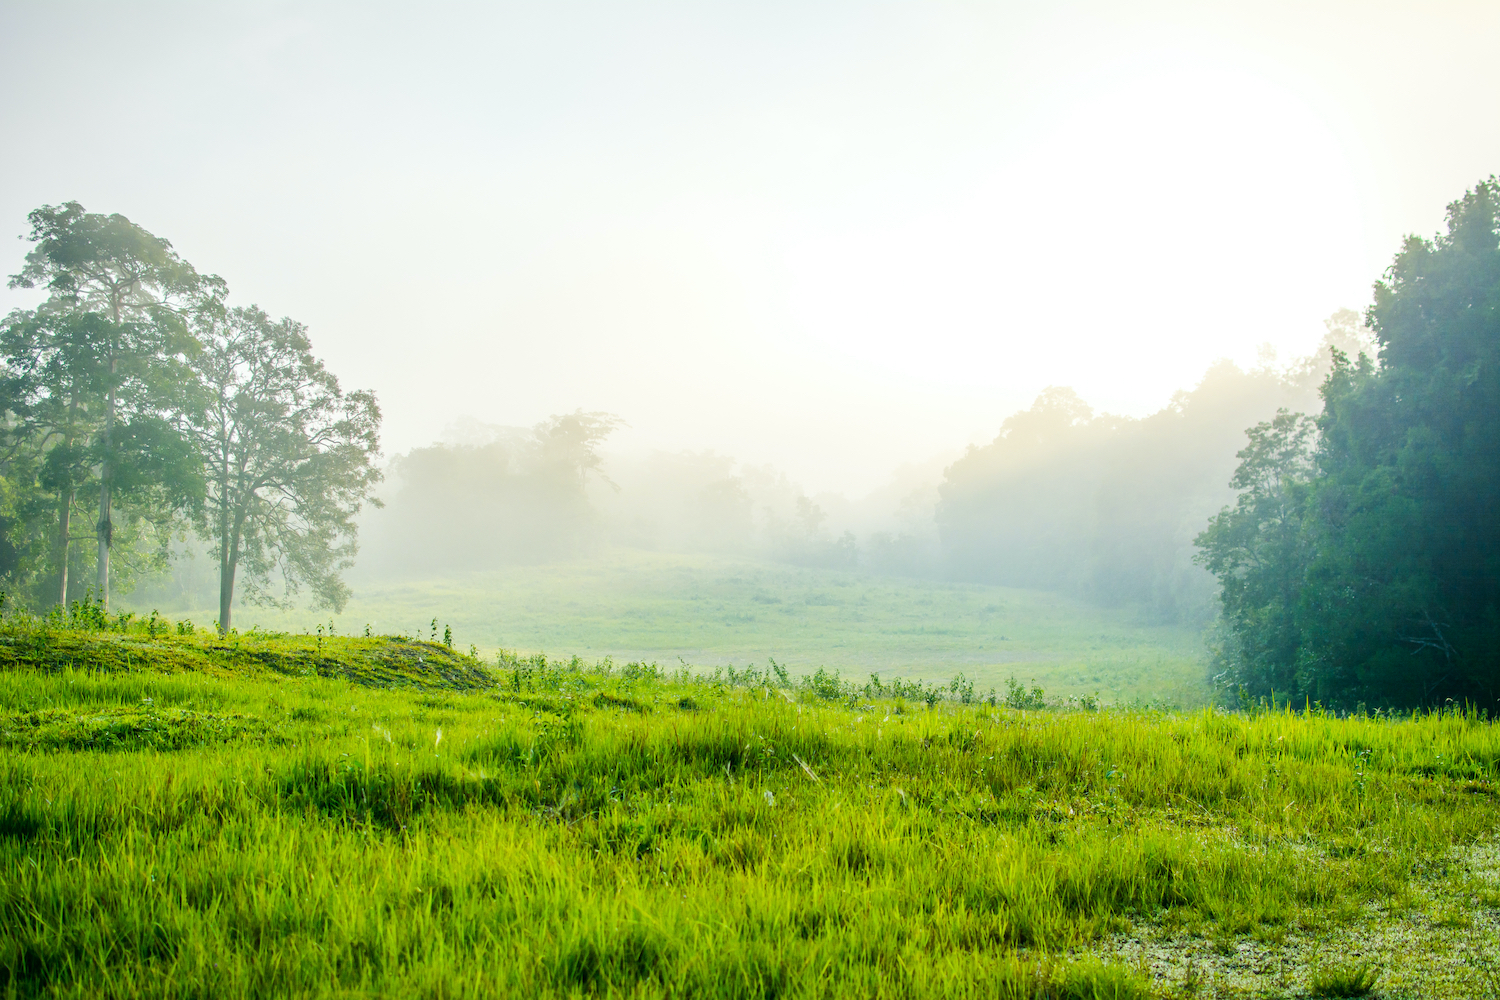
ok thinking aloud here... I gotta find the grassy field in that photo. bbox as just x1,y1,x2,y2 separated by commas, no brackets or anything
1,615,1498,998
127,548,1210,708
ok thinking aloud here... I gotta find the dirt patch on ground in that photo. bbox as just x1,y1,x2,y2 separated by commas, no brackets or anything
1085,839,1500,998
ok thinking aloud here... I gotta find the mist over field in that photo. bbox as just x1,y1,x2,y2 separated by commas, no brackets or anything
1,0,1495,701
352,311,1374,602
7,5,1500,997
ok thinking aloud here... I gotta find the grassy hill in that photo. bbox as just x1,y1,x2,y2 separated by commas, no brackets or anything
1,617,1498,998
125,548,1212,707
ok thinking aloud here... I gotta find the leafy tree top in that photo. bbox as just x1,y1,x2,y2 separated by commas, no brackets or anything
8,202,225,322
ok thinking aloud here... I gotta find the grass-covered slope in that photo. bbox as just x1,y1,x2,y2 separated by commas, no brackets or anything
1,626,1498,998
131,548,1211,706
0,622,491,688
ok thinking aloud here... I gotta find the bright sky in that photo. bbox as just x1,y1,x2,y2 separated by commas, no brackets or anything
2,1,1497,495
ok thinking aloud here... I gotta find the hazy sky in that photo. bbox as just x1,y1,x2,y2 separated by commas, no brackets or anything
3,1,1497,494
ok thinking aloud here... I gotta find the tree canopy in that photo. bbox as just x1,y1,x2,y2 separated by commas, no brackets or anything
7,202,223,607
188,306,382,634
0,202,380,631
1198,177,1500,710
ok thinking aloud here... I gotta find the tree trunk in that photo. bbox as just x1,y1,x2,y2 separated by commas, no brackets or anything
218,554,235,635
56,394,78,607
55,492,71,606
97,313,119,611
96,384,113,609
218,494,241,636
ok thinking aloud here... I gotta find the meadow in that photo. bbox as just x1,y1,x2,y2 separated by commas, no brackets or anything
127,548,1210,708
1,612,1497,998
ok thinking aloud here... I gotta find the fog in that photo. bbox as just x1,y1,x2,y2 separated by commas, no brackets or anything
4,2,1498,498
3,2,1497,635
332,310,1369,627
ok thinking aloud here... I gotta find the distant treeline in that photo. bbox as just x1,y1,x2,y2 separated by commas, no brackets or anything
361,423,870,575
936,319,1370,623
359,345,1355,616
357,412,622,573
362,319,1362,630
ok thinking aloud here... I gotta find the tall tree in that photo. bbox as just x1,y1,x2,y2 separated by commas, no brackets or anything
8,203,223,607
0,314,52,592
0,309,107,603
187,306,381,634
1194,409,1319,699
533,410,626,489
1303,177,1500,706
1198,176,1500,709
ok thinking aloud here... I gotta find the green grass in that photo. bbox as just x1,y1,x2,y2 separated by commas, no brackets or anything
129,548,1210,706
1308,961,1380,997
2,622,1498,997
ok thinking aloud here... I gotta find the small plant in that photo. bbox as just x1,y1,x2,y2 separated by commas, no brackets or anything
175,619,194,635
1308,961,1379,997
769,656,790,687
145,610,163,638
949,672,975,705
1005,675,1047,710
805,666,844,701
443,624,452,648
430,618,438,643
1181,958,1204,996
364,623,372,637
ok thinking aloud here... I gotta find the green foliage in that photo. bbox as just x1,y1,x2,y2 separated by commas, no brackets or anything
7,201,224,608
1005,675,1048,709
1,703,272,752
186,305,382,633
0,202,377,642
1199,177,1500,711
0,297,200,607
1195,410,1319,699
1049,959,1150,1000
0,608,491,690
8,201,223,312
0,628,1494,997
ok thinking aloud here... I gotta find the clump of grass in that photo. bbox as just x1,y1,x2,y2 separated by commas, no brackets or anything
1049,958,1150,999
1435,906,1473,928
0,703,272,752
1308,961,1380,997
